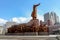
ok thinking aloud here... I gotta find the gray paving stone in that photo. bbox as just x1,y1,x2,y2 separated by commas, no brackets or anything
46,37,57,40
0,35,58,40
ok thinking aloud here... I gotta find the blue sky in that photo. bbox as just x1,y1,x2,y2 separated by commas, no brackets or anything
0,0,60,24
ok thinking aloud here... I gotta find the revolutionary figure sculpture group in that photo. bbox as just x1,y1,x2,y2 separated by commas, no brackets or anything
7,3,49,33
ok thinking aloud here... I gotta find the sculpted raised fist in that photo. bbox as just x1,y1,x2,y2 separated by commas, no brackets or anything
33,3,40,8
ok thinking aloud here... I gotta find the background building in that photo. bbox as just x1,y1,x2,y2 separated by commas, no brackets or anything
0,26,4,34
4,22,17,28
44,11,59,25
3,22,17,34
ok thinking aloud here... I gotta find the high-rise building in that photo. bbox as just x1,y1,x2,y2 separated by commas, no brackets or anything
55,16,59,24
44,11,59,25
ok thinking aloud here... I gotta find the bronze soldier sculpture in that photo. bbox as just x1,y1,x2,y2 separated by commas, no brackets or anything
31,3,40,20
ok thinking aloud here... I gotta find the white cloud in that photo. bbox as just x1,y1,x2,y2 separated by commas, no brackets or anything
0,18,7,24
12,17,20,23
0,18,8,26
12,17,32,23
37,14,44,21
